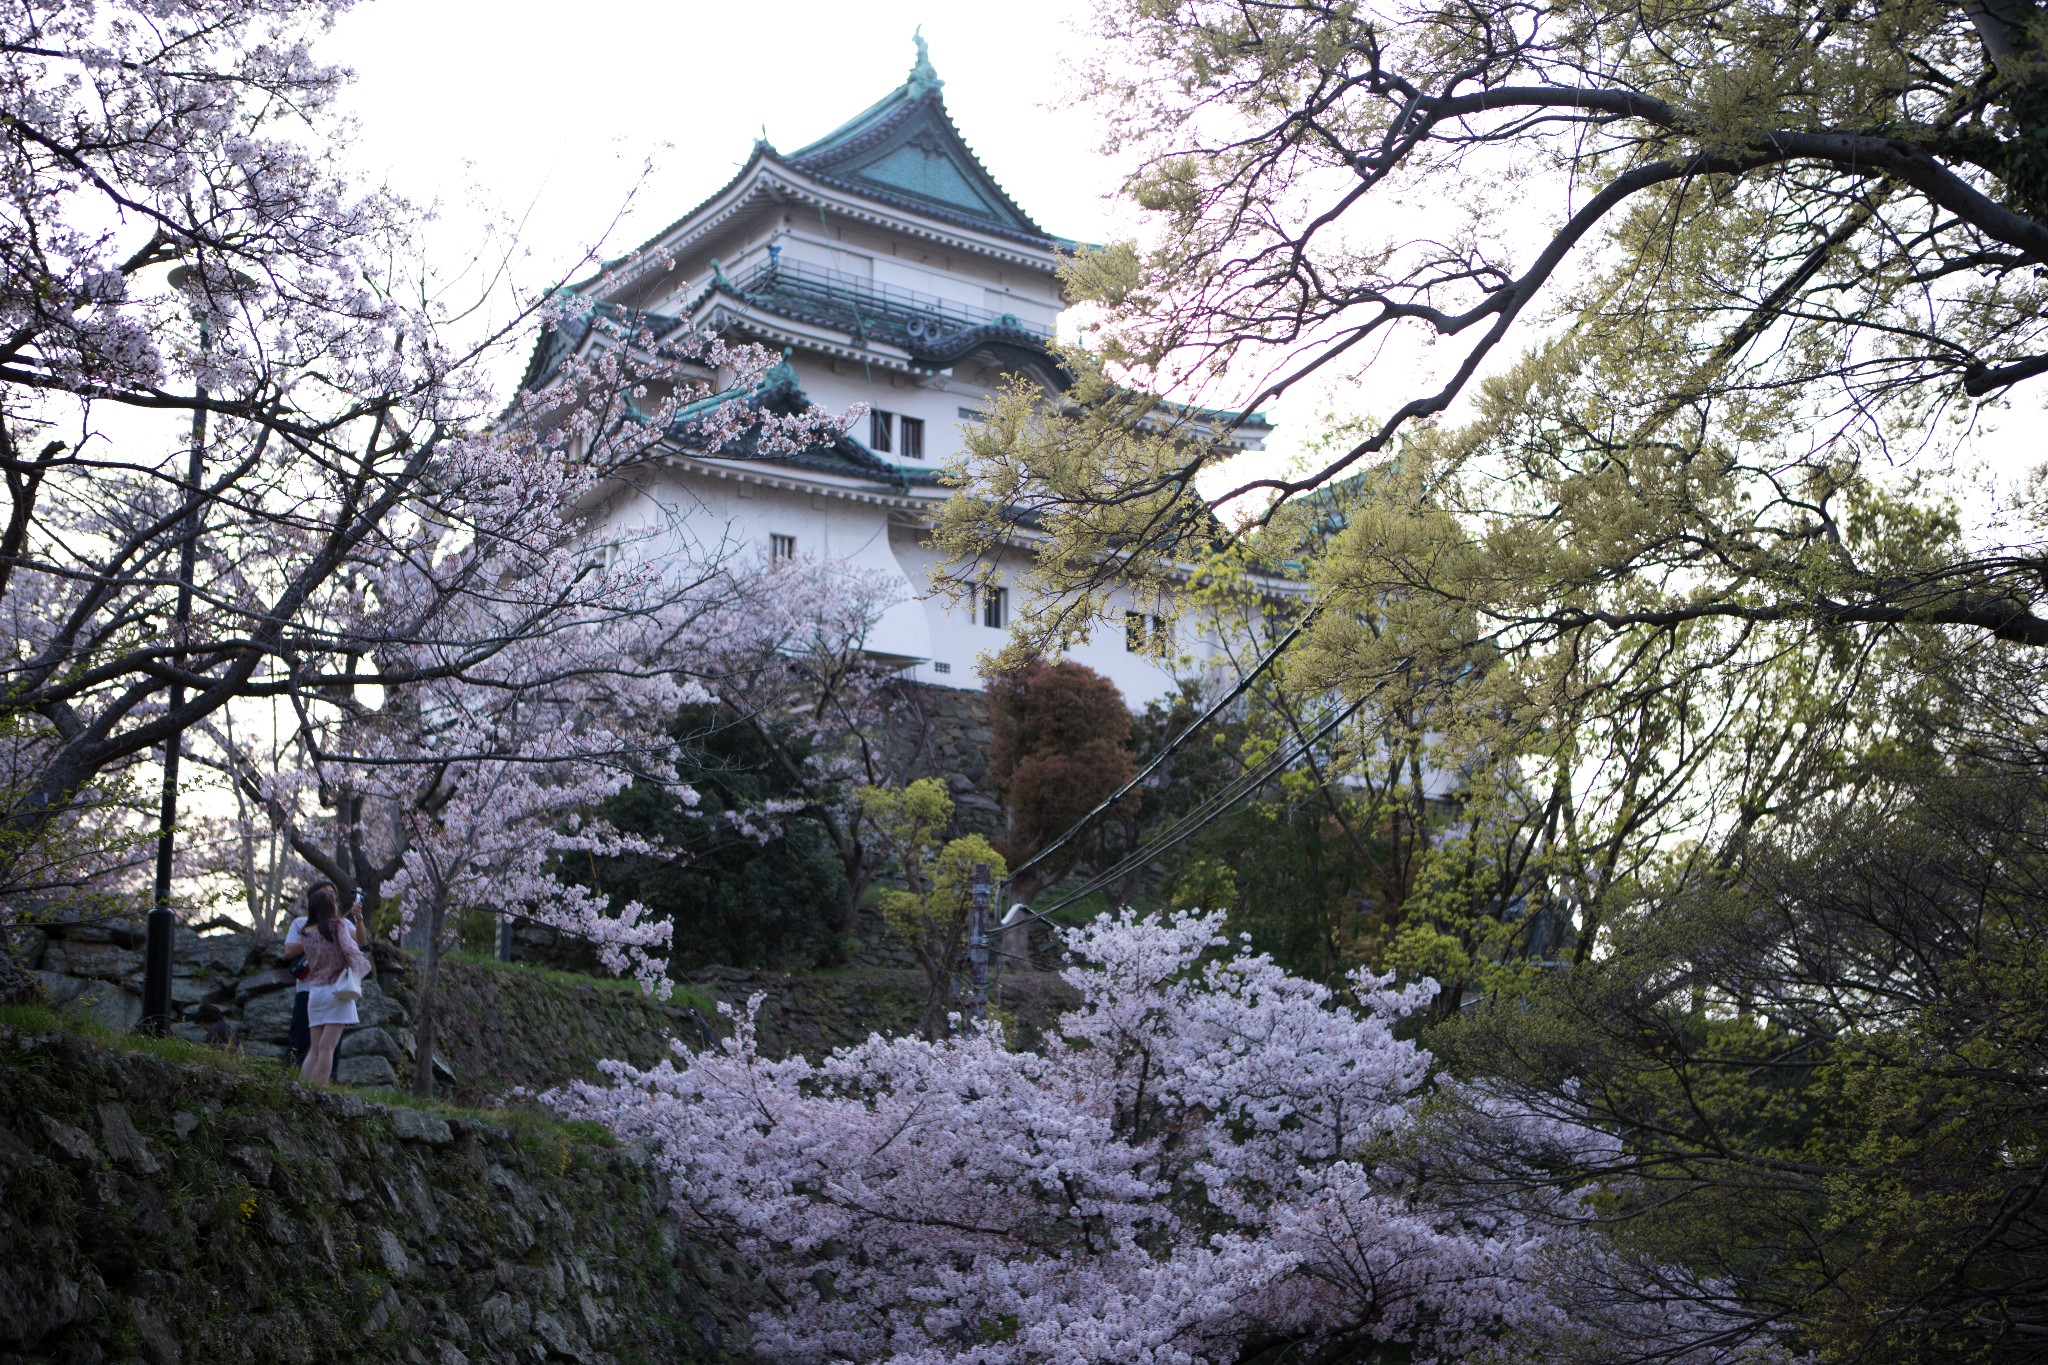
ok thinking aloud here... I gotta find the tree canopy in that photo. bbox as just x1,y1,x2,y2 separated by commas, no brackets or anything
938,0,2048,661
924,12,2048,1357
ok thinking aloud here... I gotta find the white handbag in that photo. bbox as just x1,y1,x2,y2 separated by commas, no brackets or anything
331,963,364,1003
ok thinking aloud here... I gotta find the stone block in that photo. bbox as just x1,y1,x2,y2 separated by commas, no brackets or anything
261,1205,296,1247
95,1103,160,1175
68,980,141,1032
37,1115,100,1164
362,1285,401,1336
168,973,215,1008
0,1267,87,1342
339,1026,400,1064
41,940,142,981
240,988,301,1039
389,1108,453,1146
182,931,255,976
33,971,86,1005
532,1311,587,1361
234,966,298,1004
479,1291,531,1343
228,1144,274,1186
334,1054,398,1088
129,1299,181,1364
357,979,406,1028
372,1227,412,1278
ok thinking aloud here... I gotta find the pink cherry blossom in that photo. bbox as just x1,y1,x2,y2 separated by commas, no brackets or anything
554,910,1786,1364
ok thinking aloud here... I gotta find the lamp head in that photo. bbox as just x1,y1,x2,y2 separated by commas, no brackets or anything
166,263,259,297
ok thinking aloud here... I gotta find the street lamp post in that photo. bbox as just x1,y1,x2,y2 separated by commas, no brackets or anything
140,265,238,1035
964,863,992,1027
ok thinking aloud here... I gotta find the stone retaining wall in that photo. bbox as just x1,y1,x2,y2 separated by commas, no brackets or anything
15,919,413,1089
0,1022,746,1364
906,681,1001,835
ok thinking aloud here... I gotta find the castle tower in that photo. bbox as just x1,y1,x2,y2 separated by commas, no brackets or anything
524,38,1271,701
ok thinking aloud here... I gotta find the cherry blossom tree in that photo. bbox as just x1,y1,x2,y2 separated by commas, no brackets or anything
205,604,700,1092
663,554,932,963
203,550,903,1091
0,0,846,900
554,910,1782,1364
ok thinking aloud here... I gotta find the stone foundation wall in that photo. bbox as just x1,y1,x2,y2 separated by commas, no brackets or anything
0,1021,747,1364
902,681,1001,835
15,919,413,1089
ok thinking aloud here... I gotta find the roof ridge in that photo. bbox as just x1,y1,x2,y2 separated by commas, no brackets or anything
582,36,1056,305
781,37,1047,240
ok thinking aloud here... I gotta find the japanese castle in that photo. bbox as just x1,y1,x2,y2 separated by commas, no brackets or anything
530,38,1271,703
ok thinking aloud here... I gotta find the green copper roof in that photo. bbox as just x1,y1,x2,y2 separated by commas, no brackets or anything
782,35,1048,243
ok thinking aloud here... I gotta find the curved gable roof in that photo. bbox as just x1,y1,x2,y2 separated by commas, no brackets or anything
782,39,1049,244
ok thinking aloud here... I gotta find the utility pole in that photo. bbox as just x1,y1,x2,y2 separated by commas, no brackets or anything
964,863,991,1027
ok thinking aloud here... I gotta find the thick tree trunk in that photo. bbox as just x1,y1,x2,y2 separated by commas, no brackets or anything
1964,0,2039,75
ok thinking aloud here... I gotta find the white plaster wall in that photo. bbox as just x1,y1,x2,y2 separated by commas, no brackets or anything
792,359,983,469
601,470,932,663
885,528,1198,707
599,468,1276,712
872,256,986,315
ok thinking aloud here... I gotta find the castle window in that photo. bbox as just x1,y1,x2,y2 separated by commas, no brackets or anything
1127,612,1169,653
932,661,952,674
870,410,894,452
770,533,796,562
899,416,925,459
981,586,1007,629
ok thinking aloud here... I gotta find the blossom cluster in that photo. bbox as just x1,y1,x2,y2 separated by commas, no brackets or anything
555,910,1776,1363
0,0,856,905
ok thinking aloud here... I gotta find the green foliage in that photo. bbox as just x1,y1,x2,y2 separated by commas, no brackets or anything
582,703,850,970
924,4,2048,1356
1161,791,1382,983
1433,723,2048,1363
860,779,1006,1038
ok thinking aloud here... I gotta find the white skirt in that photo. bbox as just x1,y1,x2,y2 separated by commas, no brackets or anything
306,984,359,1028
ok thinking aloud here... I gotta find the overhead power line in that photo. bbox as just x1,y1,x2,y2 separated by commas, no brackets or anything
1002,602,1322,890
1013,694,1366,928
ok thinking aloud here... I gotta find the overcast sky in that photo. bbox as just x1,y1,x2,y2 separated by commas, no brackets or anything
317,0,2035,493
325,0,1127,297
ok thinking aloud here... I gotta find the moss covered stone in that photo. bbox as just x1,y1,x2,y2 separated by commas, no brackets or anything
0,1014,754,1364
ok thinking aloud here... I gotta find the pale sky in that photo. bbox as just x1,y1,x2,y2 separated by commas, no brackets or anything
325,0,1128,303
320,0,2033,495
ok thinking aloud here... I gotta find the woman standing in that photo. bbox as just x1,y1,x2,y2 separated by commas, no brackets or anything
294,884,370,1085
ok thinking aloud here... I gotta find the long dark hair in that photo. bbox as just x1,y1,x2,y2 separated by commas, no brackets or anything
306,883,340,943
